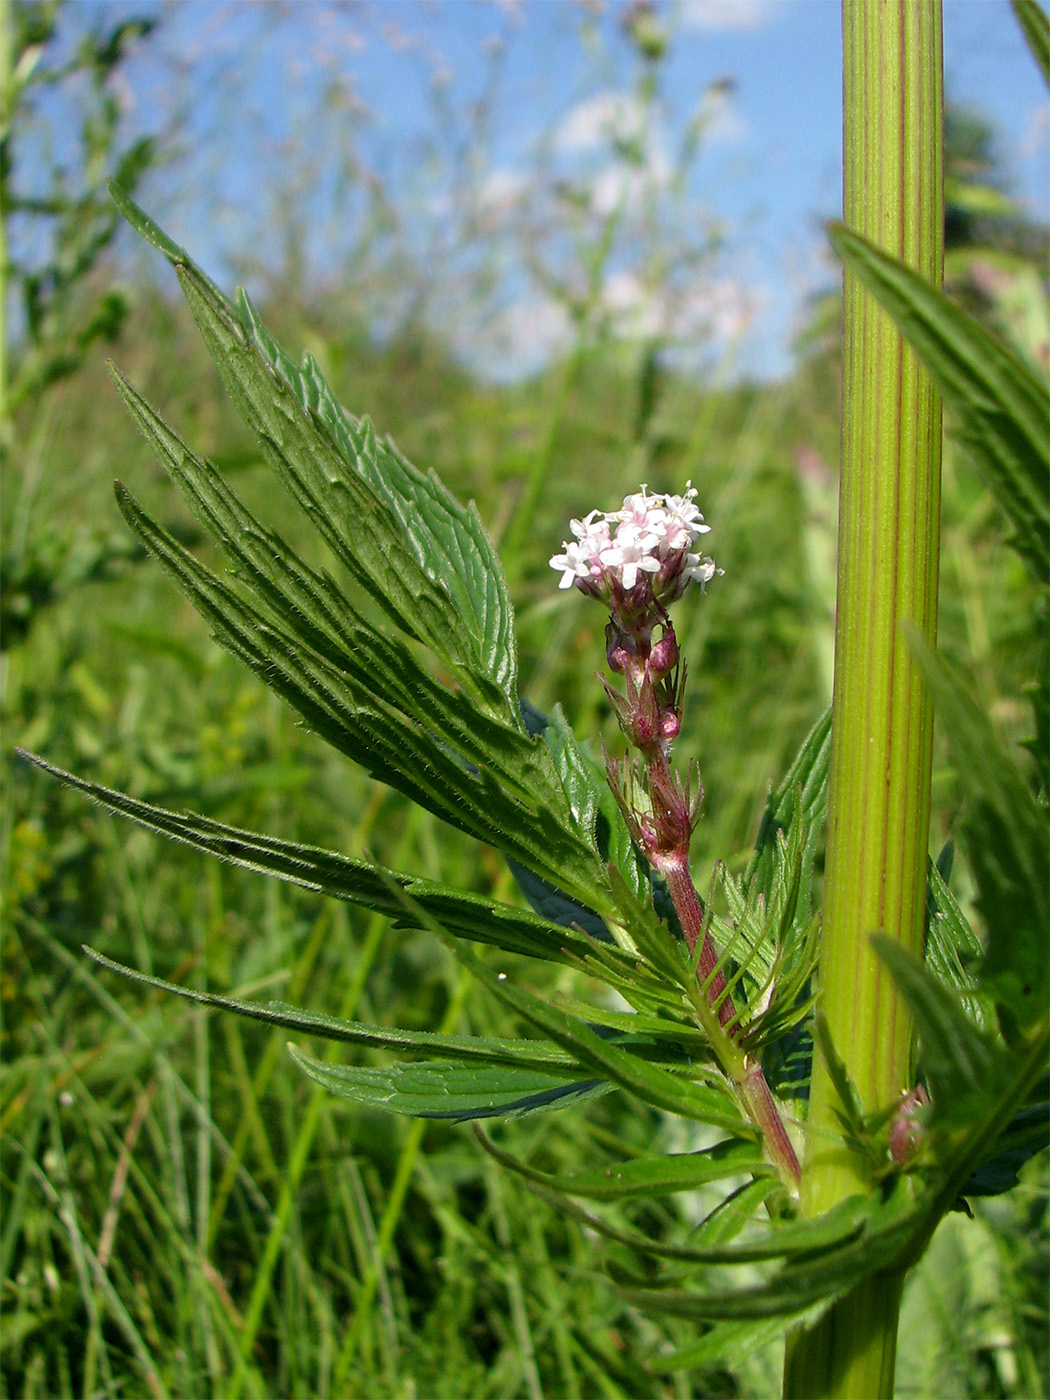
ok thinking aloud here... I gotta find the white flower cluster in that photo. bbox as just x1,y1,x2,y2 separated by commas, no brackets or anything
550,484,719,598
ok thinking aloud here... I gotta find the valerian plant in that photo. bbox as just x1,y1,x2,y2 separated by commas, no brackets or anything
18,2,1049,1395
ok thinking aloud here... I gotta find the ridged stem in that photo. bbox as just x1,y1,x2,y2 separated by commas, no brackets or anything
783,1,943,1395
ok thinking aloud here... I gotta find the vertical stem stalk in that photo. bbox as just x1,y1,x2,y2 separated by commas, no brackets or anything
784,1,943,1395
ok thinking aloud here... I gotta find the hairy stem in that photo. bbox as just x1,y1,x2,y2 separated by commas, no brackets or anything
659,853,801,1189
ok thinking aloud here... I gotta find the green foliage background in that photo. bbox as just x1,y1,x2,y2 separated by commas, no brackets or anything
2,3,1046,1397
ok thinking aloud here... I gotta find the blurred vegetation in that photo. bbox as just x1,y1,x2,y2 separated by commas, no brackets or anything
2,2,1046,1397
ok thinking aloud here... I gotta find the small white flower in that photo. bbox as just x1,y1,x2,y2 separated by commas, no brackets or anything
549,510,610,588
683,555,722,590
600,522,663,591
660,483,710,551
551,484,721,600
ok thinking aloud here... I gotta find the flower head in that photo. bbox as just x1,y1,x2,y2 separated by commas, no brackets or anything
550,483,721,609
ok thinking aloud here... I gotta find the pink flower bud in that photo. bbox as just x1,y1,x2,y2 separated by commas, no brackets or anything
649,631,679,676
659,708,681,740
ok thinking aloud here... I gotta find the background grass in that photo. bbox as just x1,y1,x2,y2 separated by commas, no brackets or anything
3,3,1047,1396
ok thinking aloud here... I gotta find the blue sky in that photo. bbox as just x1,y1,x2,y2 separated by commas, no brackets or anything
23,0,1050,380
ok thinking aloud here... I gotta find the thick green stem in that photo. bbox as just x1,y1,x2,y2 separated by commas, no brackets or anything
784,1,943,1395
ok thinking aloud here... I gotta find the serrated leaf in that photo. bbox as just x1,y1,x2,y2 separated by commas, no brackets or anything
620,1180,920,1320
473,1127,773,1201
172,263,487,680
109,484,609,911
460,949,746,1130
653,1314,807,1373
379,878,748,1133
924,856,993,1029
518,1179,873,1270
910,637,1049,1030
746,706,831,907
540,704,648,898
81,947,588,1075
829,222,1050,582
547,994,711,1055
109,183,518,704
235,289,519,701
17,751,616,966
873,939,1006,1123
288,1045,611,1121
107,370,564,813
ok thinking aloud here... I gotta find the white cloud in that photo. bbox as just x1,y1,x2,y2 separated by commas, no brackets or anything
597,271,760,345
476,167,530,213
678,0,780,32
450,293,575,382
692,81,747,145
587,145,672,216
552,91,648,155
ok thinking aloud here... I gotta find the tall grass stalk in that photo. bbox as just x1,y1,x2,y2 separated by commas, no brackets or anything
784,1,944,1395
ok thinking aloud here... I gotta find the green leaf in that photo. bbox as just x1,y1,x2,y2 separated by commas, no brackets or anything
288,1045,611,1121
911,637,1049,1030
106,190,629,917
458,946,747,1130
107,370,557,803
520,1180,875,1270
109,183,518,705
17,750,606,967
620,1180,921,1320
812,1012,869,1141
110,484,607,910
828,221,1050,583
473,1127,774,1201
872,939,1007,1123
654,1314,808,1373
689,1176,786,1247
924,854,994,1029
745,706,831,908
539,703,648,899
1012,0,1050,87
237,288,519,702
379,877,748,1132
81,947,589,1075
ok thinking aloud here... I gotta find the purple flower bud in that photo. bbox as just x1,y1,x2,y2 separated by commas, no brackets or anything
889,1084,929,1165
659,708,681,741
649,631,679,677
